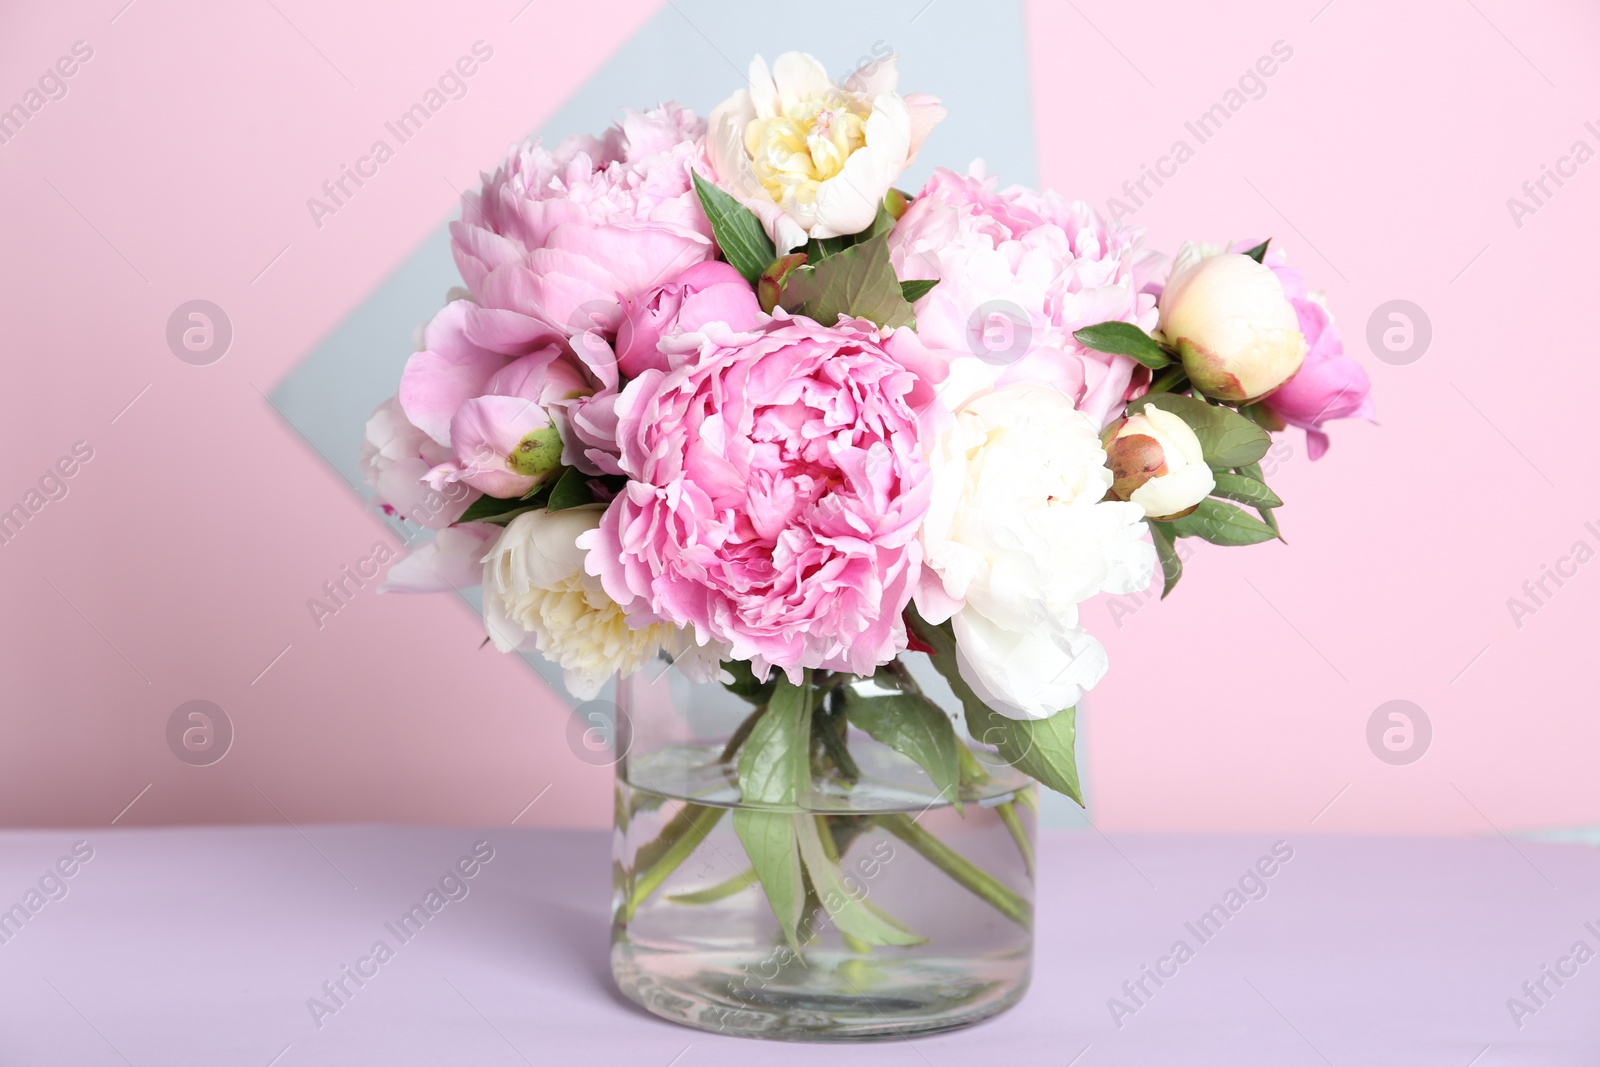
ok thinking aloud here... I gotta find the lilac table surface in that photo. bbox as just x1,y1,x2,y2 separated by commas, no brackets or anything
2,825,1597,1066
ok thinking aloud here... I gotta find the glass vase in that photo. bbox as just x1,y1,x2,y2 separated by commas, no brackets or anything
609,654,1036,1041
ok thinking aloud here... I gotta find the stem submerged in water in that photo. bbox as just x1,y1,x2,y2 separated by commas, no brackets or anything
626,802,726,919
627,667,1035,939
995,800,1035,878
875,813,1032,931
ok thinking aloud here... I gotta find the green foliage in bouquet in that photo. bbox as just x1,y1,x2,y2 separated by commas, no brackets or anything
692,174,936,333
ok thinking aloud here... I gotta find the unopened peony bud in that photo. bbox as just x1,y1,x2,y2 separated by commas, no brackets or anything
757,253,808,315
507,425,563,479
1158,252,1306,402
1102,406,1214,520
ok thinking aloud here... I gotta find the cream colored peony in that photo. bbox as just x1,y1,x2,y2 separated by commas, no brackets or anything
482,508,721,699
706,52,945,252
1158,247,1306,402
1102,405,1215,521
915,370,1155,720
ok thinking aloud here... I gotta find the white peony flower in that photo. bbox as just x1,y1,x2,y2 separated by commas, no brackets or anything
381,523,498,594
916,375,1155,720
1103,405,1215,521
1158,248,1306,402
483,508,724,700
706,51,945,252
359,396,475,529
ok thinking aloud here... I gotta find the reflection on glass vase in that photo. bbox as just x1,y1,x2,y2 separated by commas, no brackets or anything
610,654,1037,1041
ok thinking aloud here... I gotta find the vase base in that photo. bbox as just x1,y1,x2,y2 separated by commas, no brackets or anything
612,942,1030,1041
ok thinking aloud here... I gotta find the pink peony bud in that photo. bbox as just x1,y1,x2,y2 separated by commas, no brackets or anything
615,260,762,378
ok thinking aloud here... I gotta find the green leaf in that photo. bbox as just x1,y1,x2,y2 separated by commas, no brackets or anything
731,809,806,949
1128,393,1271,469
1210,471,1282,509
1168,497,1278,546
1236,461,1282,537
779,234,916,331
858,201,897,243
1073,321,1172,370
965,702,1084,807
721,660,776,705
840,677,960,810
900,278,939,303
804,200,895,261
795,815,923,946
1241,239,1271,263
545,467,593,512
736,671,812,807
457,494,536,526
802,235,848,262
905,608,1083,804
1149,519,1183,598
692,172,776,284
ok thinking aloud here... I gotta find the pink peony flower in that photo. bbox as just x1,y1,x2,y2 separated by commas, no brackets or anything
615,260,762,378
450,104,715,350
889,166,1162,428
581,315,935,680
397,300,512,448
1233,241,1375,459
400,300,603,498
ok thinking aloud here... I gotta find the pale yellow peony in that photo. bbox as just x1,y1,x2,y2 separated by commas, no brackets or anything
482,509,719,699
706,52,945,252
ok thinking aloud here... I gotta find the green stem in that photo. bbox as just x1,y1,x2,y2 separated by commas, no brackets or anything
955,735,1033,874
995,801,1034,878
1015,785,1038,813
667,866,757,905
1148,366,1189,394
813,695,861,781
719,705,767,763
876,813,1032,930
626,802,727,919
955,741,990,788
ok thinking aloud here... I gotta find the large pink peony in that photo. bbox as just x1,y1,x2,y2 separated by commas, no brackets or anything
582,315,936,680
890,166,1161,428
1240,241,1374,459
450,104,715,351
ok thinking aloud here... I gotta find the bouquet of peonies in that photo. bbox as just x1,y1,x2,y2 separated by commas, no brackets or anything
364,50,1372,801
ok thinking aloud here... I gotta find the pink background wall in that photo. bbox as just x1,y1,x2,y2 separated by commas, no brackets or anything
1,0,1595,835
